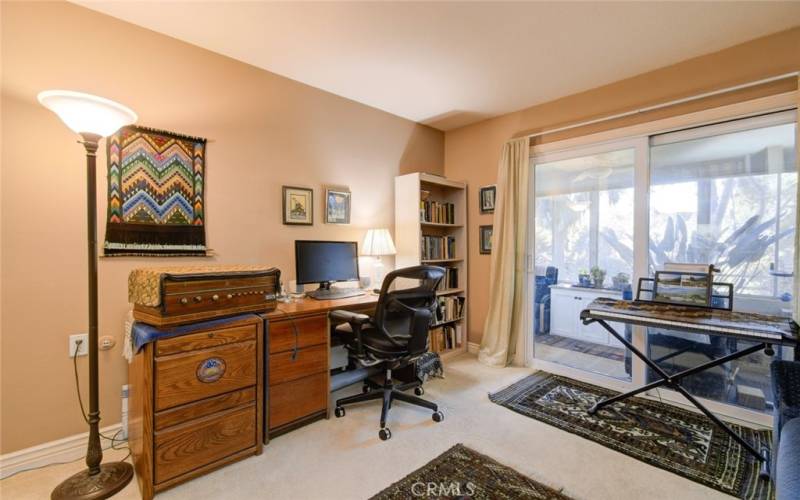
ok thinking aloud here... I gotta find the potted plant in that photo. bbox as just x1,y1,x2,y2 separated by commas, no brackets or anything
612,272,630,290
578,268,591,287
590,266,606,289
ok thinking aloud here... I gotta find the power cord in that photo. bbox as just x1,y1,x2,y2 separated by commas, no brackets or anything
71,339,131,462
5,341,131,480
273,308,301,361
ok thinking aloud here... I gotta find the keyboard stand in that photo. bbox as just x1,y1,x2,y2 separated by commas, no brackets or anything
578,296,800,480
583,315,772,476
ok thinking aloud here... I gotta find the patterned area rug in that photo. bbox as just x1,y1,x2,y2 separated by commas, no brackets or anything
371,444,572,499
490,373,773,500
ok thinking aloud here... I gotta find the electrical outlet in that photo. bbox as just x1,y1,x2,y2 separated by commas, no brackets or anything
69,333,89,357
99,335,116,350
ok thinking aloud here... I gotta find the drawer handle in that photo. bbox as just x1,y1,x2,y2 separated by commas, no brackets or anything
196,357,226,383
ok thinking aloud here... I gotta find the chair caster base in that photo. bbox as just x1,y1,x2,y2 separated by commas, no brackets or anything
414,386,424,396
334,406,345,418
379,428,392,441
432,411,444,422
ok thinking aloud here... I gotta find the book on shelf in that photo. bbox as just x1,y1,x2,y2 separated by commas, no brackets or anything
421,235,456,260
435,267,459,291
419,196,455,225
429,323,462,353
435,296,465,324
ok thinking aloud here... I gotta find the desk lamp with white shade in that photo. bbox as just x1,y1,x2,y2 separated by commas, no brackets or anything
38,90,137,500
362,228,396,288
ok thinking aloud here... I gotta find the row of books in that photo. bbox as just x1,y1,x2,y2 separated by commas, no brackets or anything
421,235,456,261
434,296,465,325
419,198,456,224
429,324,462,353
435,267,459,291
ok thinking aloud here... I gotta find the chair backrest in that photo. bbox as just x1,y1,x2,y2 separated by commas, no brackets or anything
373,265,445,356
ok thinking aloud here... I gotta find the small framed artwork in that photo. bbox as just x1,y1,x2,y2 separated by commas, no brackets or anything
652,271,712,308
479,225,493,254
282,186,313,225
479,185,496,214
325,187,351,224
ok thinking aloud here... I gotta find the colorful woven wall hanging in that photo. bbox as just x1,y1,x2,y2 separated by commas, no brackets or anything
104,125,207,256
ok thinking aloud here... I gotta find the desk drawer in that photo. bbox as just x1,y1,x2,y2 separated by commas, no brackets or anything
156,325,257,356
269,372,326,430
154,387,255,431
154,404,256,484
269,315,327,354
155,341,257,411
269,344,327,386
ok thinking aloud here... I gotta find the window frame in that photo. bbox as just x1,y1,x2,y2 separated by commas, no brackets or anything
649,110,797,300
526,92,798,426
533,140,639,285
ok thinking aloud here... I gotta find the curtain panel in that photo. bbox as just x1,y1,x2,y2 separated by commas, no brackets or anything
478,137,530,367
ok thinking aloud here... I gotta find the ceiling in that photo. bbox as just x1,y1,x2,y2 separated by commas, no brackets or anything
73,2,800,131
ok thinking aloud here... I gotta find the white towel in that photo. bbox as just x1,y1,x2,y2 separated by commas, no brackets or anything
123,309,135,363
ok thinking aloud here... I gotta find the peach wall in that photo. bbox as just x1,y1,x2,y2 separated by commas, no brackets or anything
445,27,800,346
0,1,443,454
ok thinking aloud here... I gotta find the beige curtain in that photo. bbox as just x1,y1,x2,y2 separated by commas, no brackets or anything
478,137,530,367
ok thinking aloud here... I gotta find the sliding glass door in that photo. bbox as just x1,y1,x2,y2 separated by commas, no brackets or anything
532,144,636,381
530,110,797,420
646,112,797,413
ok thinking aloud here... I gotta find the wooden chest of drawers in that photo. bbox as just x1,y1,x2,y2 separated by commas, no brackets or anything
263,301,375,439
265,315,329,435
129,316,263,499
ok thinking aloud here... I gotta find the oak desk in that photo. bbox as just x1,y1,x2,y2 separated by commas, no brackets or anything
260,293,379,440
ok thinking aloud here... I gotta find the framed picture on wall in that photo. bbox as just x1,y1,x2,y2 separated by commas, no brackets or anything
325,187,351,224
479,185,496,214
282,186,313,225
479,225,493,254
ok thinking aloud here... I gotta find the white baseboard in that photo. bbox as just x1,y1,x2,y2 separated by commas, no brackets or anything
467,342,480,354
0,423,123,480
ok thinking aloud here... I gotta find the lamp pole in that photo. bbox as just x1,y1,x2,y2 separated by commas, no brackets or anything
82,133,103,475
51,133,133,500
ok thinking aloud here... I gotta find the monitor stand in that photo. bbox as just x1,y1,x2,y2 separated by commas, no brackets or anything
307,281,365,300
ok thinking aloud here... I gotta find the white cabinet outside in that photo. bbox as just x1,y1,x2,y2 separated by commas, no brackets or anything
549,285,625,347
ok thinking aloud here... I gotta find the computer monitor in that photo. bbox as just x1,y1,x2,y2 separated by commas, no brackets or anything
295,240,363,299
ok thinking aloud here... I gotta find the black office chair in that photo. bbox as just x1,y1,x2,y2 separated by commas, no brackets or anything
329,265,445,441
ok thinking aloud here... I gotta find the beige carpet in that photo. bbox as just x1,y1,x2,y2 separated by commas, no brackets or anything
1,354,730,499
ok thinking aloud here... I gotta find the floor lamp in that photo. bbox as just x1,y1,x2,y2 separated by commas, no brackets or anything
38,90,137,500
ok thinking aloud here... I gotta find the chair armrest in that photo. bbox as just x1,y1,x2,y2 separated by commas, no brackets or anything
330,310,372,357
772,360,800,408
329,310,370,325
772,360,800,435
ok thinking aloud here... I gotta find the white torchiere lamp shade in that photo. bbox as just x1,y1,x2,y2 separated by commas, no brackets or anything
362,229,396,288
37,90,137,137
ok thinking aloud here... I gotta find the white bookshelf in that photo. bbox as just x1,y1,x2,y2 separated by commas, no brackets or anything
395,172,468,360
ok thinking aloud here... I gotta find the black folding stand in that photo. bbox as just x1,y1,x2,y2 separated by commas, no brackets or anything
581,315,773,477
